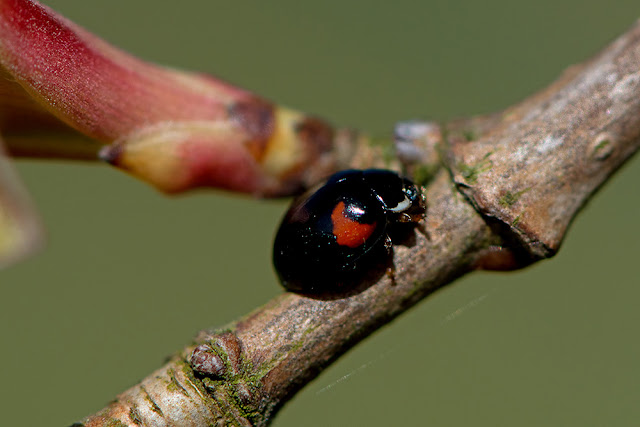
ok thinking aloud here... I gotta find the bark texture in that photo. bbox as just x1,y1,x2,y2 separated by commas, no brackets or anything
78,19,640,427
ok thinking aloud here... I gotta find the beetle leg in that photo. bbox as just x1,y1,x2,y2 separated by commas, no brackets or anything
383,234,393,252
397,212,412,223
415,221,430,240
386,265,397,286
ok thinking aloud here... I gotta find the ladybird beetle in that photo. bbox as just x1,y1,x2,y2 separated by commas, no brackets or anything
273,169,426,294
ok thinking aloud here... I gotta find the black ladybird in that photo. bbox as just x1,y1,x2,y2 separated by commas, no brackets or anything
273,169,426,294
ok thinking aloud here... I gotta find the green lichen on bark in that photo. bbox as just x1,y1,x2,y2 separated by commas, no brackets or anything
499,188,531,207
458,151,493,185
127,407,143,426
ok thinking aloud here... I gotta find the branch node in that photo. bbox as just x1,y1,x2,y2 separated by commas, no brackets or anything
393,120,443,185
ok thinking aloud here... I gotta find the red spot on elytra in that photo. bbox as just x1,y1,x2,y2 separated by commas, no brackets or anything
331,201,376,248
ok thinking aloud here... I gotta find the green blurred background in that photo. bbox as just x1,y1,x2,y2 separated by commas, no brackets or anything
2,1,640,425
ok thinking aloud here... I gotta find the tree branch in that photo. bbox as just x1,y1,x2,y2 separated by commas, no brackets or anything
78,18,640,427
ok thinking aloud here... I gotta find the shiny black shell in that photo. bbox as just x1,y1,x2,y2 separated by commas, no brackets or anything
273,169,425,294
